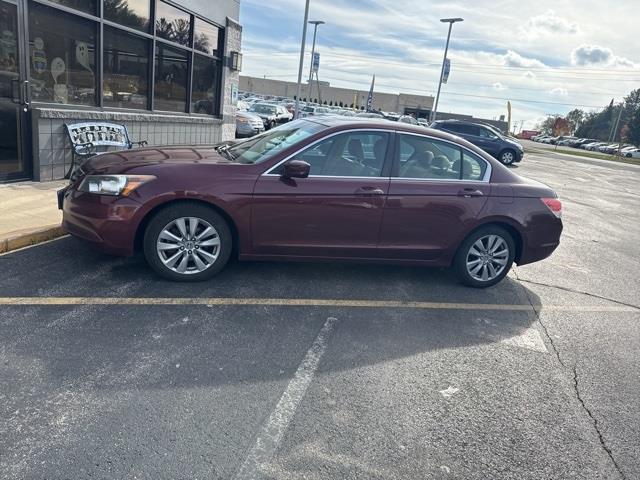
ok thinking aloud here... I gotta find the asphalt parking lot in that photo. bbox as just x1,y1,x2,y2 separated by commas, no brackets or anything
1,150,639,480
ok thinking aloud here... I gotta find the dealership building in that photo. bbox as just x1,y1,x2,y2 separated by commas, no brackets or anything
240,75,508,132
0,0,242,183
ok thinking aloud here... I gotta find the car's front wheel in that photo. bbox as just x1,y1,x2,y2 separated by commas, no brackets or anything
453,226,515,288
499,149,516,165
143,203,232,281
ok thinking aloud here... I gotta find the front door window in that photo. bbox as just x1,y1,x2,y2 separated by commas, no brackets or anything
293,131,389,177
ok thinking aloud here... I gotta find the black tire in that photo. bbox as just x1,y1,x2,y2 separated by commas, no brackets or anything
268,121,276,130
499,149,516,165
453,226,516,288
143,202,232,282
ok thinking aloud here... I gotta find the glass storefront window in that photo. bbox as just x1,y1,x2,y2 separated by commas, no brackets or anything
193,18,220,57
47,0,97,15
22,0,222,115
104,0,150,32
191,54,219,115
103,27,149,110
28,2,97,106
154,43,188,112
155,1,192,47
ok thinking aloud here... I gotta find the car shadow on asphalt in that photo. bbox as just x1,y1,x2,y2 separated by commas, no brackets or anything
0,236,545,392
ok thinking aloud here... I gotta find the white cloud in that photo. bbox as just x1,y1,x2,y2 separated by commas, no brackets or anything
493,82,508,90
502,50,546,68
524,10,579,36
570,44,637,68
549,87,569,96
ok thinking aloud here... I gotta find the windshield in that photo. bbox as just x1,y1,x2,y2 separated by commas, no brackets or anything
251,104,277,114
225,120,325,164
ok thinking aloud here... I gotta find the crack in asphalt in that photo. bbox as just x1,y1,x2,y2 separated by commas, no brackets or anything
571,365,628,480
513,269,628,480
514,275,640,311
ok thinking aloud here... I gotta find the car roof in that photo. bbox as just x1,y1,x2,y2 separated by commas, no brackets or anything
302,116,495,149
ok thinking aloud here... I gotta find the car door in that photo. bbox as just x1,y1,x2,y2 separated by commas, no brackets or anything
251,129,393,258
475,127,503,156
378,133,491,262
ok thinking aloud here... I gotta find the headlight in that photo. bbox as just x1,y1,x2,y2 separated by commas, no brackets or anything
78,175,156,196
237,118,249,124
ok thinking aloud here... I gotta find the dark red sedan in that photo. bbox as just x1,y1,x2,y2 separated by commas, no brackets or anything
59,118,562,287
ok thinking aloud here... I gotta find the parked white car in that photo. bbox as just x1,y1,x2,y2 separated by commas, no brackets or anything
624,148,640,158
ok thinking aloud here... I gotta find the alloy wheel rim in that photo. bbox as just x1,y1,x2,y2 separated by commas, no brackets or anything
502,151,514,163
466,235,509,282
156,217,220,274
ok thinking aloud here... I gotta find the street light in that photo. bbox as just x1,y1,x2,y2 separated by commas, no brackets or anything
429,17,464,124
307,20,325,101
294,0,311,119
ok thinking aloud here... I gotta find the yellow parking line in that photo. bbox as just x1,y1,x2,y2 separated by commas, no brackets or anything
0,297,636,312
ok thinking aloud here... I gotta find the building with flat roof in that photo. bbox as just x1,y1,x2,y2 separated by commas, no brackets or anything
239,75,508,132
240,75,434,116
0,0,242,182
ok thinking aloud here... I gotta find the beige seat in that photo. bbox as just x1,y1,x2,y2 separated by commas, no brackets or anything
400,150,434,178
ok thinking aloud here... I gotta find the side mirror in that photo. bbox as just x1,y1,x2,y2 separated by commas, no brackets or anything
282,160,310,179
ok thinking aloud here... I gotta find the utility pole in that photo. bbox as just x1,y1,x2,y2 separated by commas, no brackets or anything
609,105,623,142
429,17,463,124
294,0,311,119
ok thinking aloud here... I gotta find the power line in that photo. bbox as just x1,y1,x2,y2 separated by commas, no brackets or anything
253,72,608,108
243,50,640,81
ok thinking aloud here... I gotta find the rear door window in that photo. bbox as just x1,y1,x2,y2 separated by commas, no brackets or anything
396,134,461,180
461,151,488,181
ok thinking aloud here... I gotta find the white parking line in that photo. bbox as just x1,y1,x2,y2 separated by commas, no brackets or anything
233,316,339,480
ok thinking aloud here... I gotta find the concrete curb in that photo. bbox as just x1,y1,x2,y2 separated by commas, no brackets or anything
0,225,67,254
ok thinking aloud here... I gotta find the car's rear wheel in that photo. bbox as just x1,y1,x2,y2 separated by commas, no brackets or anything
143,203,232,282
268,120,275,130
453,226,515,288
499,149,516,165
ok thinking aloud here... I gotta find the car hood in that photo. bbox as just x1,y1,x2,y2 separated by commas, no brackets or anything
82,146,233,174
504,137,523,150
251,111,276,120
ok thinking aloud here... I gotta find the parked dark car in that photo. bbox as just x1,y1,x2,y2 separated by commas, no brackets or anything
59,118,562,288
431,119,524,165
248,103,281,130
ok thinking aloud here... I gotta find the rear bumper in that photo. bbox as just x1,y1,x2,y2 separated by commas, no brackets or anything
61,189,142,256
517,219,563,265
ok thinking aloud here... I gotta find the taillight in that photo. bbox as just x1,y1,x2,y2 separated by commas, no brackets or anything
542,198,562,218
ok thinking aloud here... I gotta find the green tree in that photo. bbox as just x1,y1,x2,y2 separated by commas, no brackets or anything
565,109,585,132
628,110,640,146
536,115,560,134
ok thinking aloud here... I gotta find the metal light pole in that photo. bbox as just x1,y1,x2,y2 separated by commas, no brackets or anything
307,20,325,102
429,17,463,124
294,0,311,119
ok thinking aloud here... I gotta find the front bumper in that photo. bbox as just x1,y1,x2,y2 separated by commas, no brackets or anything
514,149,524,162
236,122,265,137
60,187,143,256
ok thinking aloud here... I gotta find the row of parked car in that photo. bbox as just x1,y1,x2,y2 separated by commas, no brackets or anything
530,134,640,158
234,92,525,165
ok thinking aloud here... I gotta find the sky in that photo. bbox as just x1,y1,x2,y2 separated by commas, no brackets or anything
238,0,640,129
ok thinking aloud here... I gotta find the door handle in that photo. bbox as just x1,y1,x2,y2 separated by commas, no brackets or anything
457,188,484,198
355,186,385,195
